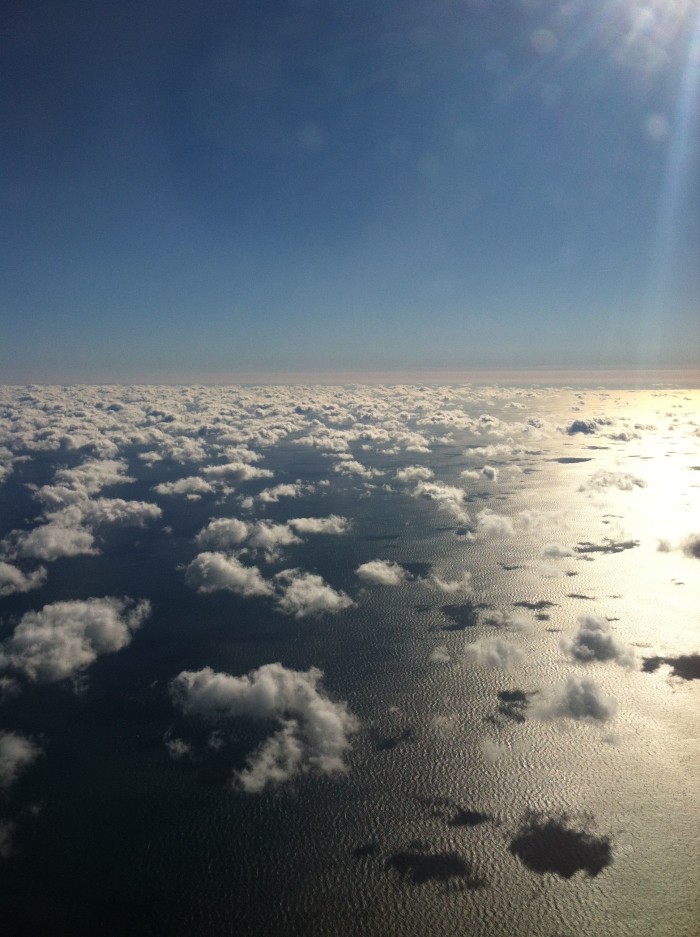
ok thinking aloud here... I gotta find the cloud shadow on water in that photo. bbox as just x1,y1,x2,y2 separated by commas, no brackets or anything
509,813,612,878
441,601,488,630
387,850,487,887
642,654,700,680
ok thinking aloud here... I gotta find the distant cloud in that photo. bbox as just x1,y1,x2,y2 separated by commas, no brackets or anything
287,515,351,536
169,662,359,792
659,533,700,559
431,570,473,593
464,638,524,669
202,462,273,482
0,561,47,597
533,676,616,721
194,518,250,551
541,543,574,558
394,465,433,484
0,731,42,790
0,597,150,684
461,465,498,482
356,559,409,586
185,552,273,598
274,569,354,619
561,615,637,668
579,471,646,492
153,476,215,499
412,480,469,524
565,418,612,435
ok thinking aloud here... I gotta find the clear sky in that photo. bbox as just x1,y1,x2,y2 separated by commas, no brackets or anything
2,0,699,382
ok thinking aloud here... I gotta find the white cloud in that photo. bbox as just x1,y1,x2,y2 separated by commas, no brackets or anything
579,471,646,492
287,515,351,536
0,561,47,597
169,662,359,792
153,476,215,499
475,509,515,537
194,518,250,551
461,465,499,482
541,543,574,558
0,731,42,789
394,465,433,484
185,552,273,598
481,609,530,630
355,559,409,586
274,569,354,619
256,483,307,503
533,675,617,721
464,638,524,669
561,615,637,668
7,523,98,561
80,498,163,527
412,481,469,524
246,521,302,560
333,459,377,478
202,462,273,482
431,570,473,594
0,597,150,684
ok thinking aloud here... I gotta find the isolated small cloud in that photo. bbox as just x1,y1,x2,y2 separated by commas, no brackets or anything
412,481,469,524
185,552,273,598
0,731,42,790
431,570,473,594
287,515,351,536
355,559,409,586
579,471,646,492
533,675,616,722
541,543,574,558
274,569,354,619
169,662,359,792
680,534,700,559
0,561,47,597
561,615,637,668
256,483,306,503
0,597,150,684
194,518,251,551
481,609,530,630
464,638,524,669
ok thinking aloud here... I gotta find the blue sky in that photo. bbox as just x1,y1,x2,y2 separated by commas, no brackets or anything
2,0,698,381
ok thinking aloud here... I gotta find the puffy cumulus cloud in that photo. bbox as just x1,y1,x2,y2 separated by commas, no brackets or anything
394,465,434,484
0,597,150,684
475,509,515,537
169,662,359,792
481,609,530,630
579,471,646,492
287,515,351,536
541,543,574,558
431,570,473,594
533,676,616,722
185,552,273,598
194,517,250,551
256,482,309,504
0,731,42,790
355,559,409,586
332,459,377,479
0,561,47,597
246,521,302,560
274,570,354,619
412,481,469,524
51,458,135,496
6,522,98,561
79,498,163,527
153,476,215,499
464,638,524,669
565,418,613,436
201,462,273,482
561,616,637,668
461,465,498,482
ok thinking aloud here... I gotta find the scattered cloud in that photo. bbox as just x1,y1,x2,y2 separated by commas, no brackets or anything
355,559,409,586
185,552,273,598
0,597,150,684
169,662,358,792
274,569,354,619
464,638,524,669
431,570,473,593
579,471,646,492
561,615,637,668
287,515,351,536
0,561,47,597
532,675,616,721
0,732,42,790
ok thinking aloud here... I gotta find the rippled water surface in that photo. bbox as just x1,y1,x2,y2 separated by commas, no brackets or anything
0,383,698,936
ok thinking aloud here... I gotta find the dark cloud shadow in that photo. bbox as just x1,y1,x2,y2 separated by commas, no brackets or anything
441,601,487,630
495,689,531,723
371,726,416,751
387,850,487,887
353,841,380,859
514,600,558,610
417,796,493,828
642,654,700,680
551,457,593,464
575,539,639,555
402,562,433,579
499,563,524,571
566,593,596,600
509,813,612,878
